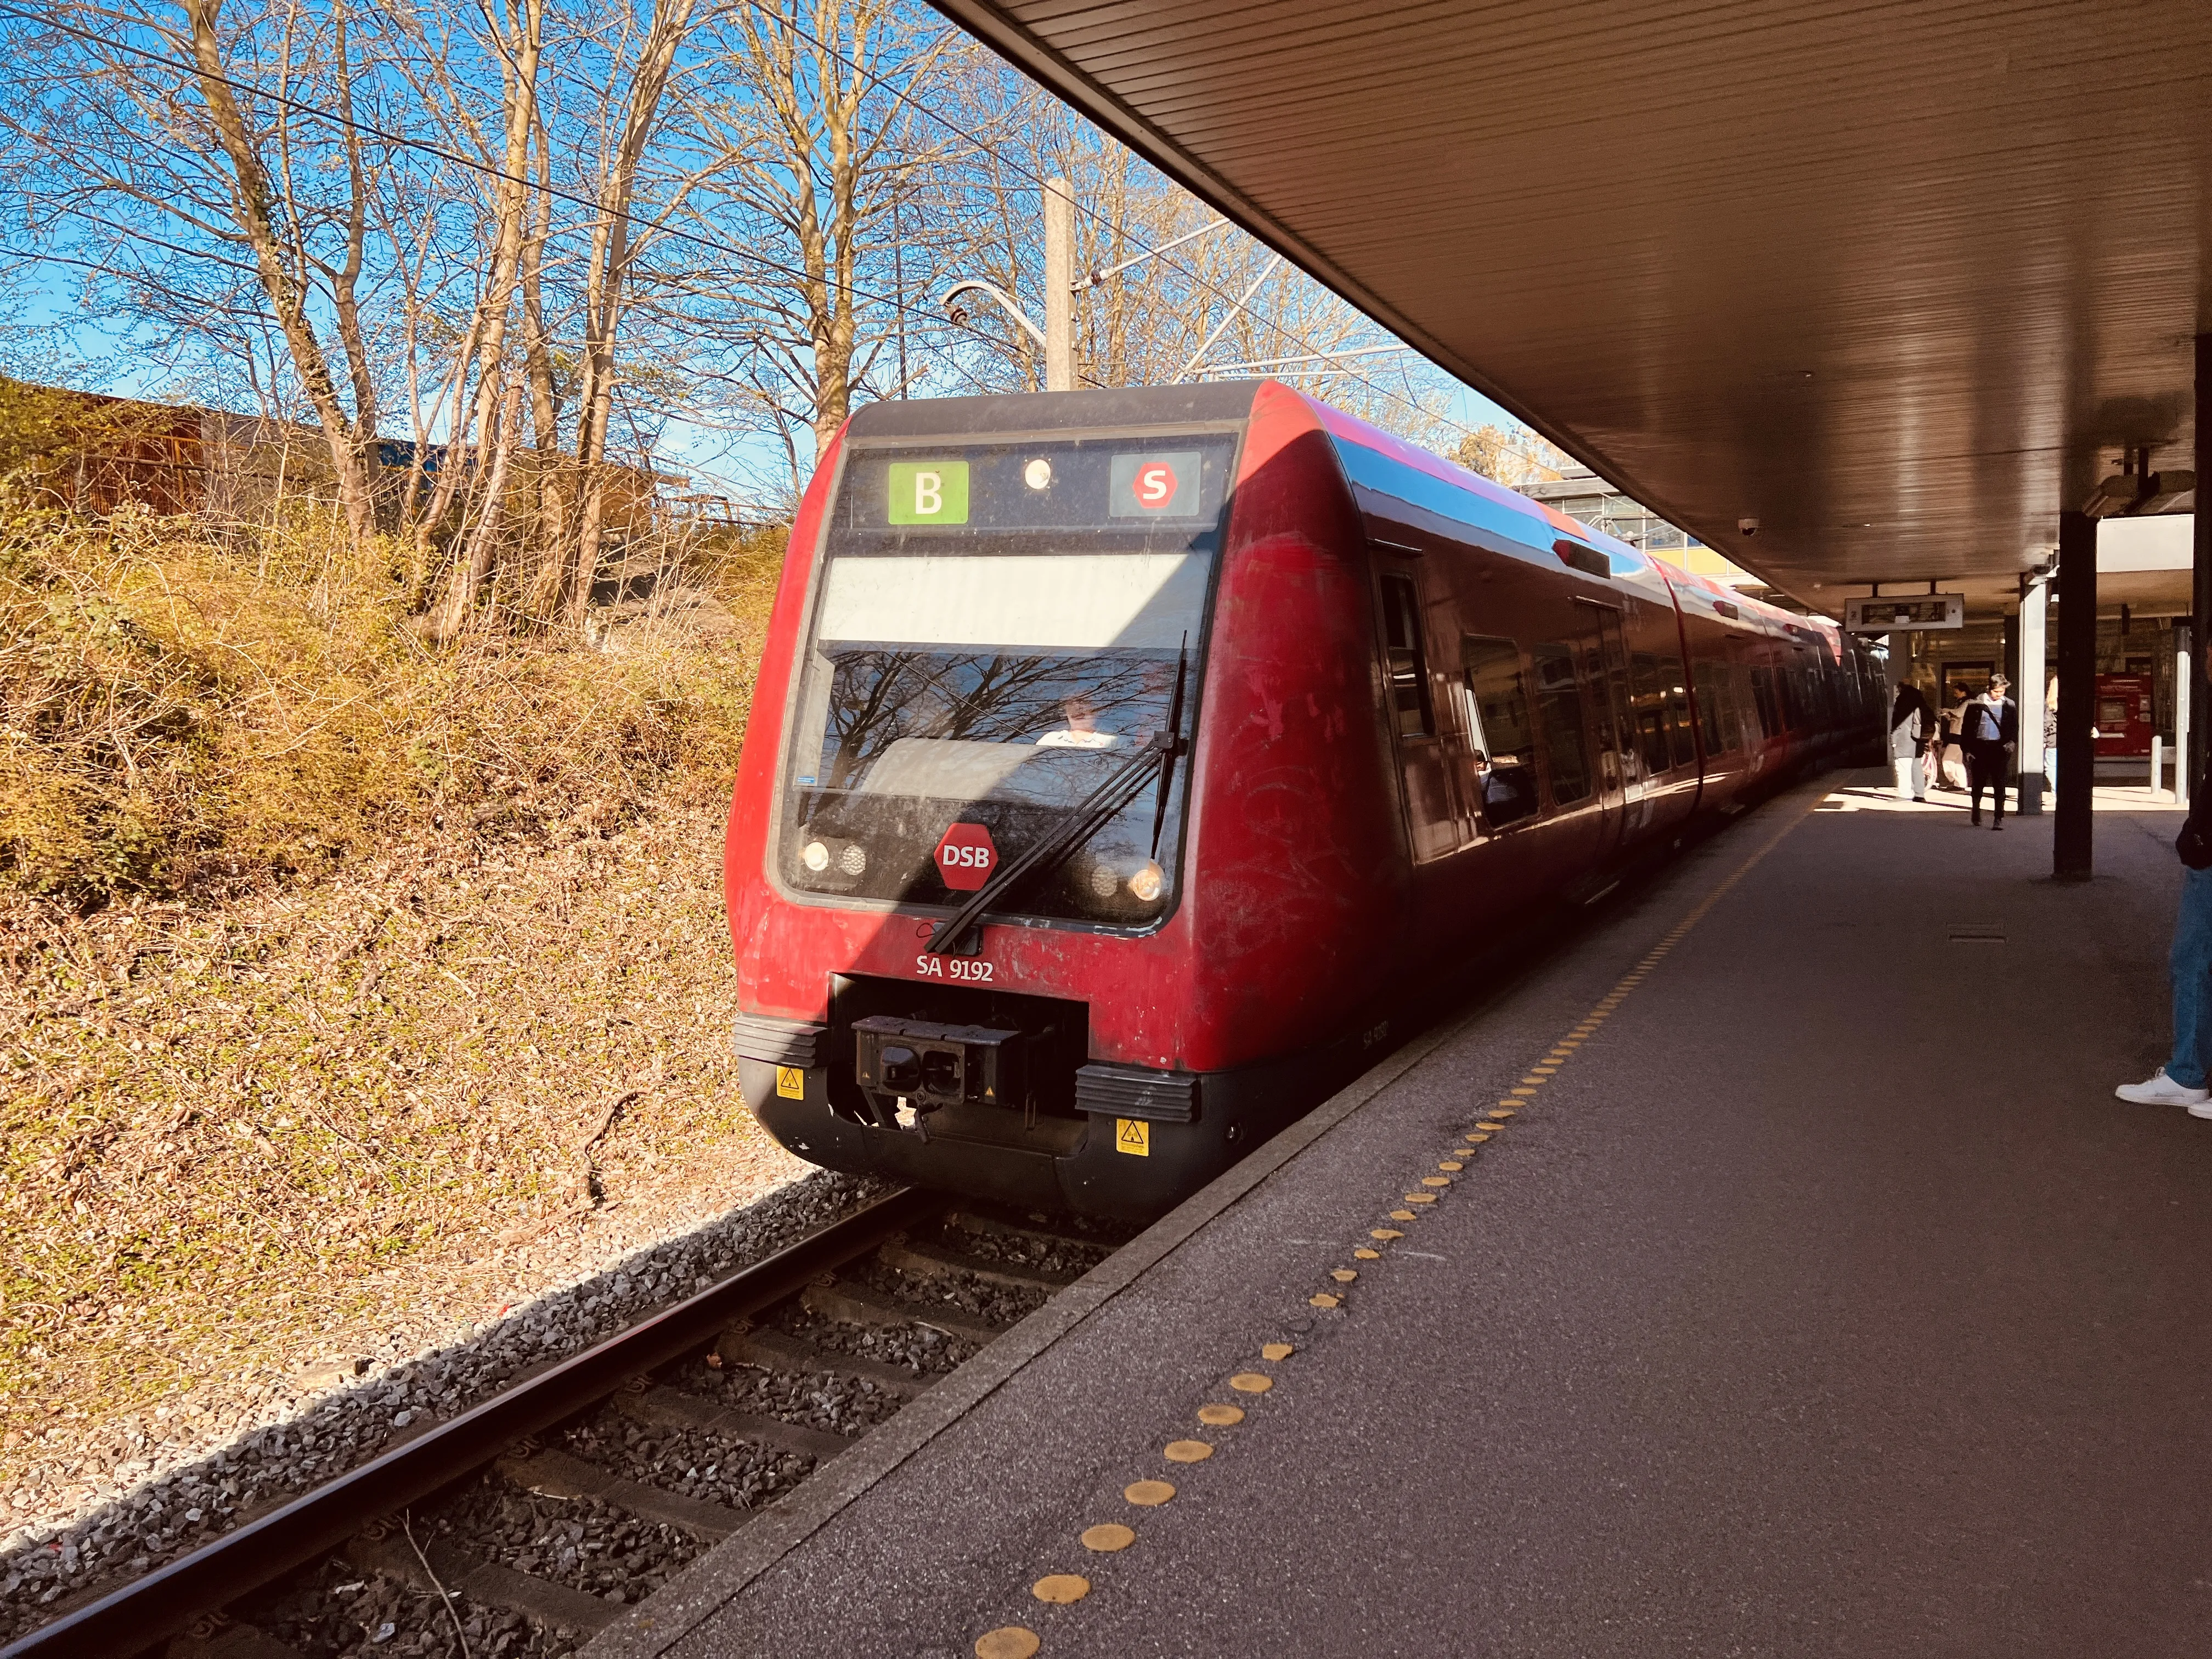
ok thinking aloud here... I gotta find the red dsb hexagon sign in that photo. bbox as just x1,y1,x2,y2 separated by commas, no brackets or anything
1132,460,1180,510
934,822,997,890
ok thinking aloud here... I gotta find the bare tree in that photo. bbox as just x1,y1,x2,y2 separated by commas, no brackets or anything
563,0,704,628
1452,425,1570,487
680,2,971,495
935,62,1460,444
0,0,396,541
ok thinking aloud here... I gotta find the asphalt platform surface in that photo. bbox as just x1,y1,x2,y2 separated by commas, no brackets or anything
590,774,2212,1657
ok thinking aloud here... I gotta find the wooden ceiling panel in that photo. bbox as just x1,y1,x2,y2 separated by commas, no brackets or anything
935,0,2212,601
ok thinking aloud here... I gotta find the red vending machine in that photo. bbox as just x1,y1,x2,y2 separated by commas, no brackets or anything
2094,673,2154,758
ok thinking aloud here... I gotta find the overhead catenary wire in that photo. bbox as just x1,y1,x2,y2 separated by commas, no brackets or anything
5,2,1561,474
1189,343,1415,375
757,10,1566,471
0,4,1027,380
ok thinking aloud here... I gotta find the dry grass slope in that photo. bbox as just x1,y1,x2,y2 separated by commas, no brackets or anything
0,486,795,1492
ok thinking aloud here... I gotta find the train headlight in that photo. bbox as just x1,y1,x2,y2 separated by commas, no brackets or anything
802,840,831,872
1128,861,1165,902
837,843,867,876
1088,864,1119,898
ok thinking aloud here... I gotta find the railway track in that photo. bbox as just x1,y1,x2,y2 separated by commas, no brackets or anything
4,1188,1132,1659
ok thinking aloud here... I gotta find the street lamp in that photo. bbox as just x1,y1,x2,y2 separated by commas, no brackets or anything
937,177,1235,392
941,279,1047,348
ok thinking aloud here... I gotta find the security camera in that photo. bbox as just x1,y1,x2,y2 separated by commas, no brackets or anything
1737,517,1760,537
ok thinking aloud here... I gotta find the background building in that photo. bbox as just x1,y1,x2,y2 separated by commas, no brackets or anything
1520,465,1771,596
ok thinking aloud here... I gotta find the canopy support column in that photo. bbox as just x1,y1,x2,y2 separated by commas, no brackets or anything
2054,511,2096,881
2193,333,2212,798
2017,577,2048,815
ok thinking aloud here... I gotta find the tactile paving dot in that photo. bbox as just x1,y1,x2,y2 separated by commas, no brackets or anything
1197,1403,1245,1426
975,1628,1040,1659
1033,1574,1091,1604
1082,1523,1137,1552
1164,1440,1215,1463
1125,1480,1176,1505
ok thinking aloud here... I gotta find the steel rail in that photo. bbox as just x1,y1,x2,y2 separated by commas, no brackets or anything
2,1185,944,1659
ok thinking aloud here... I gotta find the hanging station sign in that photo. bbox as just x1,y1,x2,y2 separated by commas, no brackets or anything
1843,594,1965,633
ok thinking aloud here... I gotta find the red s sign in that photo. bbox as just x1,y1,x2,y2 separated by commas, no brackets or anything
1134,462,1179,509
1109,450,1200,518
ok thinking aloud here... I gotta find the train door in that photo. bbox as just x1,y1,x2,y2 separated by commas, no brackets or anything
1376,562,1460,862
1572,598,1632,850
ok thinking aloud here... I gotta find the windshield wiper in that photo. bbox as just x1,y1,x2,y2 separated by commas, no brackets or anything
924,729,1181,958
1150,635,1190,860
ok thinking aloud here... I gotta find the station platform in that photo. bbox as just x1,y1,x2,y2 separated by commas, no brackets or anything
592,772,2212,1659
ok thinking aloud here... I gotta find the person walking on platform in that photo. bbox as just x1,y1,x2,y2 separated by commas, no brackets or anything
2044,674,2059,792
1962,675,2016,827
1937,685,1972,791
2116,771,2212,1116
1889,678,1929,802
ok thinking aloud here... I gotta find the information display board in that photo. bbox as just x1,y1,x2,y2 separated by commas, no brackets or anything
1844,594,1965,633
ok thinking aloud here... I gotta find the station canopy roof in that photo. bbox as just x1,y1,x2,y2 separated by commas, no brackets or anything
932,0,2212,610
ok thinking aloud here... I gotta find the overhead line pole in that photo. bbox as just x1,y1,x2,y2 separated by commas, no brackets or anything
1043,178,1076,393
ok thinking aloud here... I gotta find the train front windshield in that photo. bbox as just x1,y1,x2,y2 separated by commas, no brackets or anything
779,434,1235,927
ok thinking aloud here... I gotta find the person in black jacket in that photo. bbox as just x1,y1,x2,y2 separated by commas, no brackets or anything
1961,675,2017,827
1889,678,1931,736
1888,677,1931,802
2117,774,2212,1115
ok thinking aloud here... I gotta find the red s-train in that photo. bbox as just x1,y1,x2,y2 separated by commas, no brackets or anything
724,381,1882,1219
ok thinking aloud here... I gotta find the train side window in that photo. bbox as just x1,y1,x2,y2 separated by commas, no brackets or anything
1379,572,1434,739
1693,663,1726,754
1532,644,1593,804
1661,654,1696,766
1776,660,1802,730
1751,665,1779,738
1461,635,1541,826
1629,651,1670,775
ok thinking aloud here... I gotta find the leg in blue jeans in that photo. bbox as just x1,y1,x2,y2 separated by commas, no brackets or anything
2166,866,2212,1087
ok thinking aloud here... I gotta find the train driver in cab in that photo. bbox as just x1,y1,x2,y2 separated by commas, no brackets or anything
1036,693,1121,749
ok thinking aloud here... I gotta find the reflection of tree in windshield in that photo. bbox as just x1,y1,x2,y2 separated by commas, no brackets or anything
821,651,1171,791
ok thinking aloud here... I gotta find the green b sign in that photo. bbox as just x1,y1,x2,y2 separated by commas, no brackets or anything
886,461,970,524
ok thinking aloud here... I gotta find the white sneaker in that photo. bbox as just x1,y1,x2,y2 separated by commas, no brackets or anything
2115,1068,2210,1107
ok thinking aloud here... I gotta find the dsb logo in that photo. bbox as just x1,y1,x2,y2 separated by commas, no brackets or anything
934,822,997,890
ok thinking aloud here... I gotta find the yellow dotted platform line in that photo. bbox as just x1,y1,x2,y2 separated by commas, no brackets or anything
972,1342,1299,1657
971,800,1818,1656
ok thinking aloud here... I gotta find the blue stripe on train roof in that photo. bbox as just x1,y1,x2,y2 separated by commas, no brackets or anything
1323,431,1681,612
1329,437,1582,560
1314,420,1830,642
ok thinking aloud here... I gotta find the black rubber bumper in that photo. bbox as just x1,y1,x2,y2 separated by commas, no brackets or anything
736,1033,1375,1223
